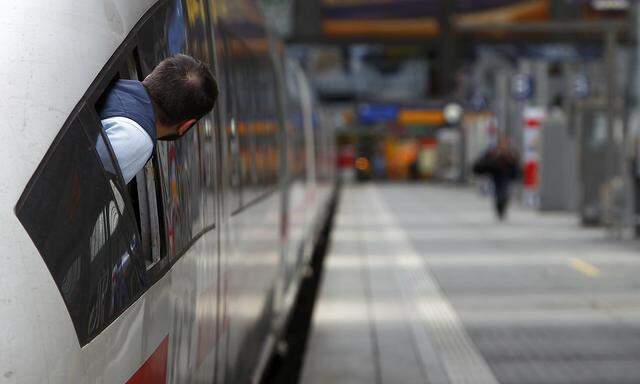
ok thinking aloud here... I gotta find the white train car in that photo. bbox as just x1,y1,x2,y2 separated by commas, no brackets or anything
0,0,336,383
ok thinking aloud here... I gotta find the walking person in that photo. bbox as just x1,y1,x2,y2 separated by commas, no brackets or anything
473,136,522,220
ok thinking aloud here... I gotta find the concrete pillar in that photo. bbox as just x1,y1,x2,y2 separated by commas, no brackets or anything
292,0,322,40
437,0,456,97
629,4,640,235
605,28,618,176
494,68,510,137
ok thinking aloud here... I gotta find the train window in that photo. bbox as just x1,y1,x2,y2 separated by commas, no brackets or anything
16,108,146,346
134,1,186,260
222,27,281,212
230,45,257,203
284,61,307,180
200,118,217,228
211,22,241,212
256,56,281,188
118,49,168,271
156,130,205,256
131,160,166,268
136,0,186,73
222,31,254,207
136,0,219,257
184,0,217,229
93,46,168,273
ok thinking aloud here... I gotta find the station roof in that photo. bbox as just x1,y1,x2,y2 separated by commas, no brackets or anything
321,0,549,38
289,0,630,43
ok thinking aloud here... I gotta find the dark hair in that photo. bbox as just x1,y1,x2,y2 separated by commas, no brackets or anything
143,54,218,125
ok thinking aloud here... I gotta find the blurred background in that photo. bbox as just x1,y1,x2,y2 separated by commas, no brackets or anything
251,2,640,383
257,0,640,231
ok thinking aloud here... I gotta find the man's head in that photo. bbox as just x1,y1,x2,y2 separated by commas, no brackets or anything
142,54,218,141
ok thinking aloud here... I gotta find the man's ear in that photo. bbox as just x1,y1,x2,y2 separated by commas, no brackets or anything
178,119,197,135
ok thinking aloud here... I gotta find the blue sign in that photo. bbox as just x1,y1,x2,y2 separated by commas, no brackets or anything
358,104,398,124
570,74,589,100
511,74,534,100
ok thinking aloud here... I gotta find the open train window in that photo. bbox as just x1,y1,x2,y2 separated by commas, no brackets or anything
94,47,168,274
122,49,167,271
16,106,147,346
133,0,220,257
16,41,173,344
15,28,179,343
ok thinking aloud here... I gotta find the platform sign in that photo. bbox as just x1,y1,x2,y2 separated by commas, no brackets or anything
511,73,534,100
358,104,398,124
570,73,589,100
398,109,444,126
522,106,546,207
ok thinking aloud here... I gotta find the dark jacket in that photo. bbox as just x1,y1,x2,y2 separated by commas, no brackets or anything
99,80,157,148
473,149,522,185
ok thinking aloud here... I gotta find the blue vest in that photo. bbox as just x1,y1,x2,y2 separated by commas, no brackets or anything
99,80,157,148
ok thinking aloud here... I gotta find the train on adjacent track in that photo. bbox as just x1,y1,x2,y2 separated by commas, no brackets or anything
0,0,336,382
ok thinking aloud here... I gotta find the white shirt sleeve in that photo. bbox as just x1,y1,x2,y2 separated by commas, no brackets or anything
100,117,154,184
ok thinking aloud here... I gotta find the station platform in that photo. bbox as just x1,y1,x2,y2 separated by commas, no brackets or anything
300,184,640,384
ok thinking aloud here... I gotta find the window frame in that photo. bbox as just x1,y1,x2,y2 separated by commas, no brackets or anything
116,47,168,273
15,102,147,345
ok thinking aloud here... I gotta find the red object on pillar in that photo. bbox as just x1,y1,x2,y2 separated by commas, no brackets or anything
523,161,538,188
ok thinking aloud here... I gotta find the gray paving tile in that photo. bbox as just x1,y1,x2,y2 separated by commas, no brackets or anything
303,184,640,384
379,184,640,384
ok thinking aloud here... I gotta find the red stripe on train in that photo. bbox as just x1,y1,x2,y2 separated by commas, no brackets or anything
126,336,169,384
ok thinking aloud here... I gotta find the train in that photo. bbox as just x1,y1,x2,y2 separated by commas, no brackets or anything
1,0,336,383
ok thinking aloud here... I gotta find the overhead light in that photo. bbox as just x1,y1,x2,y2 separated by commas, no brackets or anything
591,0,630,11
443,103,463,125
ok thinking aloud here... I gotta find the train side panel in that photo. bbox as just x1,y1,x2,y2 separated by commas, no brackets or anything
0,1,161,383
2,0,335,383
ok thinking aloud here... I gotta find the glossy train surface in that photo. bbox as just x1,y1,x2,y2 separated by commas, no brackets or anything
0,0,335,383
